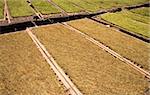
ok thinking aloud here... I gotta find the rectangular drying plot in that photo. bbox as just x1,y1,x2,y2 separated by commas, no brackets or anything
118,10,150,24
112,0,149,5
7,0,34,17
67,0,100,12
80,0,124,9
31,0,60,14
130,7,150,17
32,24,148,95
67,18,150,71
68,18,150,70
0,0,4,19
100,10,150,38
75,0,148,10
52,0,82,13
0,32,65,95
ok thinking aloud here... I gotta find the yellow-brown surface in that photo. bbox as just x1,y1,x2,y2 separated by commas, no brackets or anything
68,18,149,71
0,32,65,95
32,24,149,95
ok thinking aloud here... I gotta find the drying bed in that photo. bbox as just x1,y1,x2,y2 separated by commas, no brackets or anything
130,7,150,17
31,24,148,95
7,0,34,17
70,0,149,11
53,0,149,12
0,32,65,95
52,0,82,13
83,0,124,9
0,0,4,19
67,18,149,71
121,10,150,24
96,0,150,8
68,0,100,12
100,8,150,37
2,0,150,18
31,0,60,14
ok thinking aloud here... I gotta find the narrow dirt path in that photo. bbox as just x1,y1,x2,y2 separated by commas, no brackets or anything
4,0,11,23
62,22,150,79
26,28,83,95
47,0,68,15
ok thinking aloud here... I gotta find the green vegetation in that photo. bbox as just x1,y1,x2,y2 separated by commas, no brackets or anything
8,0,34,17
101,9,150,37
68,0,100,12
31,0,60,14
56,0,148,12
83,0,124,9
131,7,150,17
0,32,65,95
52,0,82,13
68,18,150,71
119,11,150,24
76,0,149,10
5,0,150,17
32,24,148,95
0,0,4,19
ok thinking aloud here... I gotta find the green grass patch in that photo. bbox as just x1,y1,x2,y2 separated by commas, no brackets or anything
84,0,125,9
0,0,4,19
67,0,149,12
83,0,149,10
106,0,149,5
68,18,150,71
101,10,150,37
31,0,60,14
117,10,150,24
52,0,82,13
131,7,150,17
68,0,100,12
8,0,34,17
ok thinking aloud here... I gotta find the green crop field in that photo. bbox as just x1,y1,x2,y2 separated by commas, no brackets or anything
32,24,148,95
83,0,124,9
116,0,149,5
52,0,82,13
120,11,150,24
131,7,150,17
54,0,149,12
8,0,34,17
100,8,150,37
67,18,150,71
68,0,100,12
0,0,4,19
31,0,60,14
76,0,149,10
3,0,149,17
0,32,65,95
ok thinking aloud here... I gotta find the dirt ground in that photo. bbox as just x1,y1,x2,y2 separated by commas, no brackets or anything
0,32,65,95
32,24,149,95
67,18,150,71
